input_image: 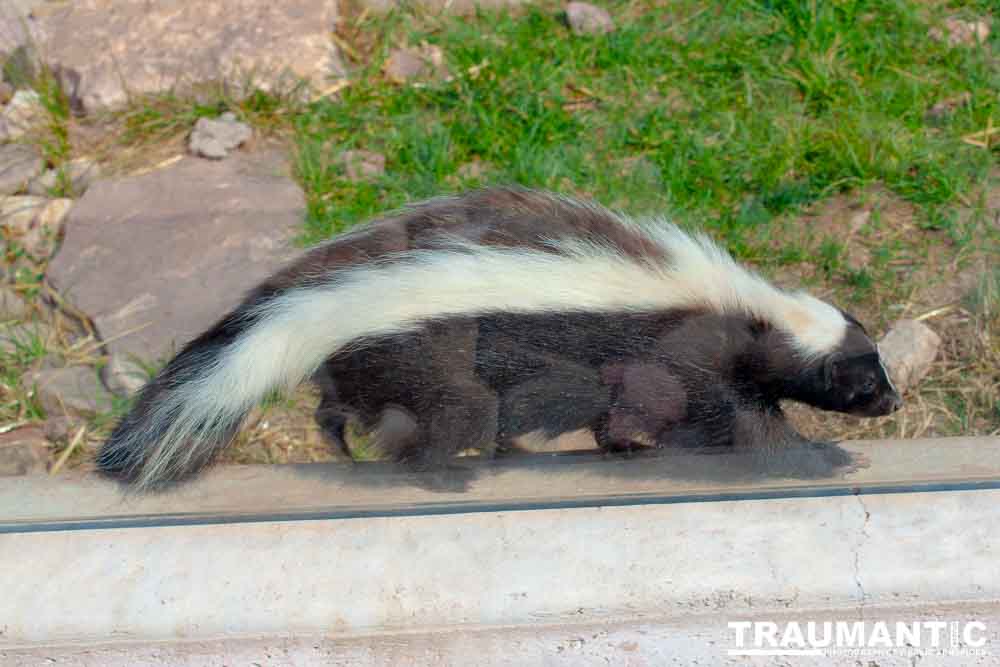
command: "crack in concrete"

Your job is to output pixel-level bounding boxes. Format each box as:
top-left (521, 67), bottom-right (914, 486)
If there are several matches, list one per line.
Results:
top-left (853, 492), bottom-right (872, 620)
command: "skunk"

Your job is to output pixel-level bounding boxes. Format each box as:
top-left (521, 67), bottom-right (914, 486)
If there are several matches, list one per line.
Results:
top-left (97, 187), bottom-right (902, 491)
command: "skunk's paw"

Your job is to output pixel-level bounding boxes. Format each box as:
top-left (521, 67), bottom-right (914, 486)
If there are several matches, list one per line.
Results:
top-left (754, 440), bottom-right (867, 480)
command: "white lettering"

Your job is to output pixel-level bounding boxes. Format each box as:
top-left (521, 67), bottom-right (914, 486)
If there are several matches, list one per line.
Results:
top-left (807, 621), bottom-right (833, 647)
top-left (868, 621), bottom-right (892, 648)
top-left (964, 621), bottom-right (987, 648)
top-left (895, 621), bottom-right (920, 647)
top-left (836, 622), bottom-right (865, 647)
top-left (925, 621), bottom-right (947, 647)
top-left (755, 621), bottom-right (779, 648)
top-left (728, 621), bottom-right (752, 646)
top-left (780, 621), bottom-right (806, 648)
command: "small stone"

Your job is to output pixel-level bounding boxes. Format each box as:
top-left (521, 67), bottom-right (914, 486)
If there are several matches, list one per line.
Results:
top-left (0, 144), bottom-right (45, 195)
top-left (0, 427), bottom-right (50, 476)
top-left (566, 2), bottom-right (614, 36)
top-left (384, 48), bottom-right (428, 83)
top-left (103, 353), bottom-right (148, 396)
top-left (0, 194), bottom-right (46, 234)
top-left (0, 81), bottom-right (13, 105)
top-left (878, 319), bottom-right (942, 393)
top-left (929, 18), bottom-right (990, 47)
top-left (35, 197), bottom-right (72, 231)
top-left (1, 89), bottom-right (44, 140)
top-left (28, 158), bottom-right (102, 197)
top-left (338, 150), bottom-right (386, 182)
top-left (0, 285), bottom-right (29, 319)
top-left (26, 169), bottom-right (56, 196)
top-left (66, 158), bottom-right (101, 195)
top-left (384, 44), bottom-right (450, 84)
top-left (925, 92), bottom-right (972, 121)
top-left (29, 366), bottom-right (114, 416)
top-left (42, 415), bottom-right (83, 443)
top-left (189, 114), bottom-right (253, 160)
top-left (20, 197), bottom-right (72, 259)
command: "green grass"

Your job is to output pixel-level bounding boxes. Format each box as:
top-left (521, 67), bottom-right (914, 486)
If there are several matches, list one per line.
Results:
top-left (287, 0), bottom-right (997, 253)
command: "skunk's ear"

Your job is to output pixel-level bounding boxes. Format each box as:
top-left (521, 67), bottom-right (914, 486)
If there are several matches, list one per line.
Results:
top-left (823, 353), bottom-right (843, 391)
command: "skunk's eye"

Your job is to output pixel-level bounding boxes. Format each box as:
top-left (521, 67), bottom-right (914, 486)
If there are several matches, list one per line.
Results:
top-left (860, 377), bottom-right (877, 394)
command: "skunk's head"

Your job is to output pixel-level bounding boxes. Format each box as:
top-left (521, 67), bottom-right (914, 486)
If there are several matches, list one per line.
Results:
top-left (816, 315), bottom-right (902, 418)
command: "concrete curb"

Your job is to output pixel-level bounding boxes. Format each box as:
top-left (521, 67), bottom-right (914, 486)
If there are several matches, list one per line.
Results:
top-left (2, 437), bottom-right (998, 663)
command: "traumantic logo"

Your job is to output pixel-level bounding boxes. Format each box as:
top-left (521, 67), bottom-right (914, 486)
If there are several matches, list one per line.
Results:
top-left (726, 620), bottom-right (991, 658)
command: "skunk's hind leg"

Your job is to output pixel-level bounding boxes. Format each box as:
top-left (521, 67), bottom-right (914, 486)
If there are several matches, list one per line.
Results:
top-left (382, 379), bottom-right (499, 492)
top-left (312, 363), bottom-right (358, 459)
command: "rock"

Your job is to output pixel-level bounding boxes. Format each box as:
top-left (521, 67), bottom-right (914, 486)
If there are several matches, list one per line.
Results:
top-left (29, 366), bottom-right (113, 416)
top-left (0, 285), bottom-right (29, 319)
top-left (28, 158), bottom-right (101, 197)
top-left (338, 149), bottom-right (386, 182)
top-left (23, 197), bottom-right (71, 257)
top-left (0, 1), bottom-right (44, 55)
top-left (384, 49), bottom-right (427, 83)
top-left (925, 92), bottom-right (972, 121)
top-left (46, 149), bottom-right (303, 367)
top-left (0, 427), bottom-right (49, 476)
top-left (1, 196), bottom-right (71, 259)
top-left (0, 81), bottom-right (13, 105)
top-left (0, 143), bottom-right (45, 195)
top-left (189, 113), bottom-right (253, 160)
top-left (878, 319), bottom-right (942, 393)
top-left (42, 415), bottom-right (83, 443)
top-left (566, 2), bottom-right (614, 36)
top-left (65, 158), bottom-right (101, 195)
top-left (384, 44), bottom-right (450, 84)
top-left (25, 169), bottom-right (55, 196)
top-left (0, 194), bottom-right (46, 238)
top-left (0, 320), bottom-right (52, 354)
top-left (929, 18), bottom-right (990, 47)
top-left (103, 353), bottom-right (148, 396)
top-left (30, 0), bottom-right (345, 113)
top-left (0, 89), bottom-right (43, 140)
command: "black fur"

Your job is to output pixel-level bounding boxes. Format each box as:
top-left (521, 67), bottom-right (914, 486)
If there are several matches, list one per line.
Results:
top-left (313, 309), bottom-right (900, 480)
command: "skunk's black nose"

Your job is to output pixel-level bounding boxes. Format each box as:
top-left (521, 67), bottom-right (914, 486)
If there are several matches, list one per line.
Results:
top-left (886, 392), bottom-right (903, 414)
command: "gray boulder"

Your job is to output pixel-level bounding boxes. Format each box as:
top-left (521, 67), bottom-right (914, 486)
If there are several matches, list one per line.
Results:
top-left (30, 0), bottom-right (345, 112)
top-left (0, 144), bottom-right (45, 196)
top-left (47, 149), bottom-right (304, 368)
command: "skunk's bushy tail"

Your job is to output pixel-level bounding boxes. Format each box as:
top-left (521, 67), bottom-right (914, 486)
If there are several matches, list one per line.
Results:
top-left (96, 287), bottom-right (288, 491)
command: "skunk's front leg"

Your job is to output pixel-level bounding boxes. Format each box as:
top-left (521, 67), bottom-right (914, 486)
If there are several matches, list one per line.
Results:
top-left (733, 407), bottom-right (868, 479)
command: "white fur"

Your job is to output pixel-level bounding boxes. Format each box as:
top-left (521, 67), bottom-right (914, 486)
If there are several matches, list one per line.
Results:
top-left (123, 213), bottom-right (848, 488)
